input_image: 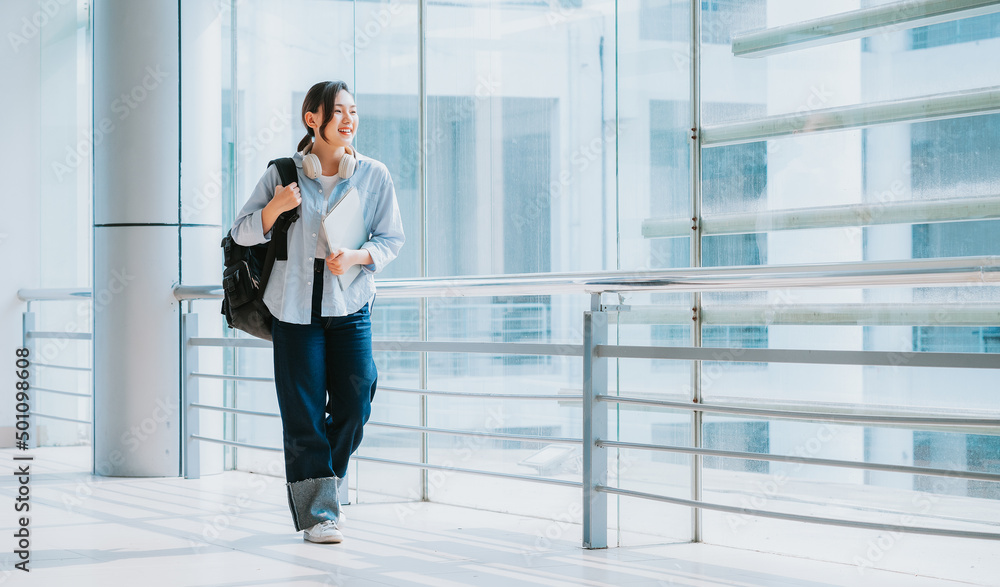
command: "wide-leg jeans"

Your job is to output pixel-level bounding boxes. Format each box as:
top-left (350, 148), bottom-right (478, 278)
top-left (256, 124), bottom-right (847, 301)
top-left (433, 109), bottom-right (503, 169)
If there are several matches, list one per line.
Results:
top-left (270, 260), bottom-right (377, 531)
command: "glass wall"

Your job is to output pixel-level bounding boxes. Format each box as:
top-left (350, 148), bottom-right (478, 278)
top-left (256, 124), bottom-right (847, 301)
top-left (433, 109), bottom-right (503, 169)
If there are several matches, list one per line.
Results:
top-left (35, 0), bottom-right (92, 446)
top-left (210, 0), bottom-right (1000, 573)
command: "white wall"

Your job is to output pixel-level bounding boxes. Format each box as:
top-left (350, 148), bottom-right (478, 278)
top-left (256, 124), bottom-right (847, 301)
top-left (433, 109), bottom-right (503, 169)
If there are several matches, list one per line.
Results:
top-left (0, 0), bottom-right (43, 440)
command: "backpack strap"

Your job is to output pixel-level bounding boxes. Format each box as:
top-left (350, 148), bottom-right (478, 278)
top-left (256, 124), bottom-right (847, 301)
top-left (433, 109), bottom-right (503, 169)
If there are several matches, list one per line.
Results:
top-left (258, 157), bottom-right (301, 299)
top-left (269, 157), bottom-right (299, 191)
top-left (267, 157), bottom-right (300, 260)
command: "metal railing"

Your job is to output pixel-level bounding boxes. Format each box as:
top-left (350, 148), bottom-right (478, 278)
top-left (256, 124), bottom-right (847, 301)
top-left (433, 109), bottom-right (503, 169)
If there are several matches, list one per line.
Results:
top-left (731, 0), bottom-right (1000, 58)
top-left (700, 86), bottom-right (1000, 148)
top-left (175, 256), bottom-right (1000, 548)
top-left (16, 291), bottom-right (95, 445)
top-left (642, 195), bottom-right (1000, 239)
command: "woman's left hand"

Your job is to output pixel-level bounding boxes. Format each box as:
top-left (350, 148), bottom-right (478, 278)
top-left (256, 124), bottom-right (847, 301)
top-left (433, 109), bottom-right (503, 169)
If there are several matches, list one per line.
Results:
top-left (326, 248), bottom-right (358, 275)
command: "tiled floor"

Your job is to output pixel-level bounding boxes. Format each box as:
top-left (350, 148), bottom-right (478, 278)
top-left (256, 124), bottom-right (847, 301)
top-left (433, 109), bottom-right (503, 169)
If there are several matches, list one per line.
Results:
top-left (0, 447), bottom-right (992, 586)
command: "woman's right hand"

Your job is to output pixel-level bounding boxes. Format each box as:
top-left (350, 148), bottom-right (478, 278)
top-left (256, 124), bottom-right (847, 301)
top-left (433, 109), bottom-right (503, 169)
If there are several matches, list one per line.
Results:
top-left (261, 182), bottom-right (301, 234)
top-left (271, 182), bottom-right (301, 214)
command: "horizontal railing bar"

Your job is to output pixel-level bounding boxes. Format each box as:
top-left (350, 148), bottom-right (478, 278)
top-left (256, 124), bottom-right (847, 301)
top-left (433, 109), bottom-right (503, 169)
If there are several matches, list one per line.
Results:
top-left (597, 485), bottom-right (1000, 541)
top-left (172, 256), bottom-right (1000, 300)
top-left (191, 372), bottom-right (274, 384)
top-left (642, 196), bottom-right (1000, 239)
top-left (190, 435), bottom-right (281, 452)
top-left (703, 303), bottom-right (1000, 327)
top-left (597, 440), bottom-right (1000, 483)
top-left (732, 0), bottom-right (1000, 58)
top-left (26, 331), bottom-right (92, 341)
top-left (597, 395), bottom-right (1000, 427)
top-left (17, 288), bottom-right (91, 301)
top-left (32, 362), bottom-right (92, 372)
top-left (33, 387), bottom-right (91, 398)
top-left (371, 340), bottom-right (582, 356)
top-left (597, 345), bottom-right (1000, 370)
top-left (373, 256), bottom-right (1000, 296)
top-left (174, 285), bottom-right (223, 300)
top-left (32, 413), bottom-right (91, 424)
top-left (367, 421), bottom-right (581, 444)
top-left (188, 337), bottom-right (272, 349)
top-left (353, 455), bottom-right (582, 488)
top-left (379, 384), bottom-right (580, 401)
top-left (618, 303), bottom-right (1000, 326)
top-left (190, 403), bottom-right (281, 418)
top-left (701, 87), bottom-right (1000, 147)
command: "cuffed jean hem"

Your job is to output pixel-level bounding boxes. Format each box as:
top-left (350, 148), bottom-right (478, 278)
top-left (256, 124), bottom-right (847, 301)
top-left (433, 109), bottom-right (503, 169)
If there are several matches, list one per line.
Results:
top-left (287, 476), bottom-right (341, 531)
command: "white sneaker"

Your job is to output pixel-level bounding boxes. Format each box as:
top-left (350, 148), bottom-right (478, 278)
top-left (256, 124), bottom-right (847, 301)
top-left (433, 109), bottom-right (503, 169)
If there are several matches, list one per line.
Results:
top-left (303, 520), bottom-right (343, 544)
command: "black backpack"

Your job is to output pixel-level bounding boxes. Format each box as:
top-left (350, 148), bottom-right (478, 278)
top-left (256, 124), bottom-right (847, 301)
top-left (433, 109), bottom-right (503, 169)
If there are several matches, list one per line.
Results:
top-left (221, 157), bottom-right (300, 340)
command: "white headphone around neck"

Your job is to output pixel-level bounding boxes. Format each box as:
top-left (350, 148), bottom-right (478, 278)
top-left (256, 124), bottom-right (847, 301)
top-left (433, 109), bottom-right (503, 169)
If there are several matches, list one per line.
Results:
top-left (300, 142), bottom-right (357, 180)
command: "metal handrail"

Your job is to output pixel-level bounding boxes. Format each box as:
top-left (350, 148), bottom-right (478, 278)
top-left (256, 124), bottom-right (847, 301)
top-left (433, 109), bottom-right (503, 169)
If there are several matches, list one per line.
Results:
top-left (34, 387), bottom-right (92, 399)
top-left (732, 0), bottom-right (1000, 58)
top-left (190, 403), bottom-right (281, 418)
top-left (701, 87), bottom-right (1000, 147)
top-left (367, 421), bottom-right (582, 445)
top-left (33, 362), bottom-right (92, 372)
top-left (17, 288), bottom-right (91, 301)
top-left (598, 396), bottom-right (1000, 427)
top-left (380, 385), bottom-right (580, 401)
top-left (173, 256), bottom-right (1000, 301)
top-left (32, 413), bottom-right (91, 425)
top-left (596, 440), bottom-right (1000, 483)
top-left (598, 345), bottom-right (1000, 370)
top-left (353, 455), bottom-right (582, 488)
top-left (25, 331), bottom-right (92, 341)
top-left (31, 257), bottom-right (1000, 302)
top-left (642, 195), bottom-right (1000, 239)
top-left (597, 486), bottom-right (1000, 541)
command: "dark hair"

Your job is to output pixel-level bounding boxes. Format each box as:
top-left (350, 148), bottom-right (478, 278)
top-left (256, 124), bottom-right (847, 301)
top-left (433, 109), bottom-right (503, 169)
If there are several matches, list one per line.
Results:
top-left (297, 80), bottom-right (354, 152)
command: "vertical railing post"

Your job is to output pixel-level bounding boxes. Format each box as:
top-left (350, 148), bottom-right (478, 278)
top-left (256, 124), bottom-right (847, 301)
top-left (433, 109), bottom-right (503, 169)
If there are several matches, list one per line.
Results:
top-left (689, 0), bottom-right (704, 543)
top-left (583, 294), bottom-right (608, 549)
top-left (22, 309), bottom-right (37, 449)
top-left (182, 313), bottom-right (200, 479)
top-left (417, 0), bottom-right (430, 504)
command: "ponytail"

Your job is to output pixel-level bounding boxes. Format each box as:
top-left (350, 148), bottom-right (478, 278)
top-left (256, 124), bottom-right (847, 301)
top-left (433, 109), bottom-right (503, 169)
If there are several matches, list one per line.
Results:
top-left (297, 133), bottom-right (312, 153)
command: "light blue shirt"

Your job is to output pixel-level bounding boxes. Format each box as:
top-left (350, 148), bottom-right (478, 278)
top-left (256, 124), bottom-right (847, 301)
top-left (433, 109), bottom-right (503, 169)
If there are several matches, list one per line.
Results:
top-left (231, 150), bottom-right (404, 324)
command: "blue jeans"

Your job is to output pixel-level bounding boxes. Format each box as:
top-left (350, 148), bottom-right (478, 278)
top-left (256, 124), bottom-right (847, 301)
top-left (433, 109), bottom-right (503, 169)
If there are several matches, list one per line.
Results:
top-left (270, 260), bottom-right (377, 530)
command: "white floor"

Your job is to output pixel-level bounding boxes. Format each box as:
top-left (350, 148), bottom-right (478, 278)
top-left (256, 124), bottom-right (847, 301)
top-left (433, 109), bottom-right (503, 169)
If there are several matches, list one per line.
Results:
top-left (0, 447), bottom-right (991, 587)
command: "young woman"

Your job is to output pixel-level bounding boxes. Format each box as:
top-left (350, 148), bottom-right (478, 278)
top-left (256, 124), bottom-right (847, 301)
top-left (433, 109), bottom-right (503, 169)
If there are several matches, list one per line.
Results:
top-left (230, 80), bottom-right (404, 543)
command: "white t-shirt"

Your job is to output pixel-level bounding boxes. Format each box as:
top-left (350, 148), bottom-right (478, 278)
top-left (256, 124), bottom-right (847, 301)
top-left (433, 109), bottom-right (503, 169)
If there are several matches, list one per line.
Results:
top-left (314, 174), bottom-right (342, 258)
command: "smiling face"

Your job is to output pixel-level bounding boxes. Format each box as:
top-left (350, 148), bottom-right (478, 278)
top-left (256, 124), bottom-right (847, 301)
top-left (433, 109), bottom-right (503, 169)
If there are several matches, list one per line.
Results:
top-left (308, 89), bottom-right (358, 149)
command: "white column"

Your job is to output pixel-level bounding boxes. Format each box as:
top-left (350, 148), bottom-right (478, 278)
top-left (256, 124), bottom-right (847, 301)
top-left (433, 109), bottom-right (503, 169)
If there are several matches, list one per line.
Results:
top-left (93, 0), bottom-right (180, 477)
